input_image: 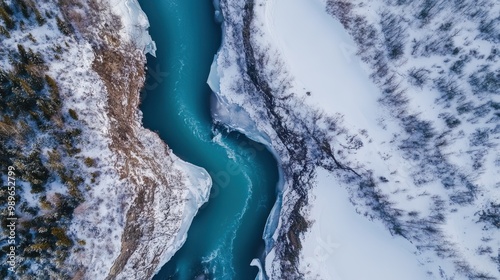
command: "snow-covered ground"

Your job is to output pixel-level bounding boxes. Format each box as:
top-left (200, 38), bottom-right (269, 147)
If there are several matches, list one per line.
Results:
top-left (301, 168), bottom-right (429, 280)
top-left (267, 0), bottom-right (380, 129)
top-left (265, 1), bottom-right (429, 278)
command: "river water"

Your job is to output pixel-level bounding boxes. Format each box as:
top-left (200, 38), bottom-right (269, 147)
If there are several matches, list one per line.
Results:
top-left (138, 0), bottom-right (279, 279)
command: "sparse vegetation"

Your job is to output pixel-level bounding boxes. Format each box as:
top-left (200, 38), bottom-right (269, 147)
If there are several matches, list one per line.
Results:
top-left (408, 67), bottom-right (430, 87)
top-left (84, 157), bottom-right (95, 167)
top-left (380, 11), bottom-right (406, 60)
top-left (476, 203), bottom-right (500, 229)
top-left (68, 108), bottom-right (78, 120)
top-left (56, 16), bottom-right (71, 36)
top-left (442, 113), bottom-right (461, 128)
top-left (469, 65), bottom-right (500, 95)
top-left (0, 5), bottom-right (14, 29)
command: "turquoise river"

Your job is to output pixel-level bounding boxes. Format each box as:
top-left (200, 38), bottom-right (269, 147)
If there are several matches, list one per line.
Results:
top-left (138, 0), bottom-right (279, 279)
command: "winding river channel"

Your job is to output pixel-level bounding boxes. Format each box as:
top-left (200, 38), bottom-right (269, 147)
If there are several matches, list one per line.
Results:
top-left (138, 0), bottom-right (279, 279)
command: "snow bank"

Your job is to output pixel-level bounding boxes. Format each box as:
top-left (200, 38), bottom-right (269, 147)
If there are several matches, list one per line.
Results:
top-left (109, 0), bottom-right (157, 56)
top-left (250, 258), bottom-right (265, 280)
top-left (208, 56), bottom-right (273, 146)
top-left (154, 157), bottom-right (212, 274)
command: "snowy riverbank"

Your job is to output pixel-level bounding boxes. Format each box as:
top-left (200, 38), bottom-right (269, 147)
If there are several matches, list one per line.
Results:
top-left (84, 1), bottom-right (213, 278)
top-left (214, 0), bottom-right (500, 278)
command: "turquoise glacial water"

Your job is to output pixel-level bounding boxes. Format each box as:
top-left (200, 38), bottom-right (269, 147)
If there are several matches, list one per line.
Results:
top-left (138, 0), bottom-right (279, 279)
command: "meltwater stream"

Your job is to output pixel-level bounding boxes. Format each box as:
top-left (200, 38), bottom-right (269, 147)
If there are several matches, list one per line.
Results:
top-left (138, 0), bottom-right (278, 279)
